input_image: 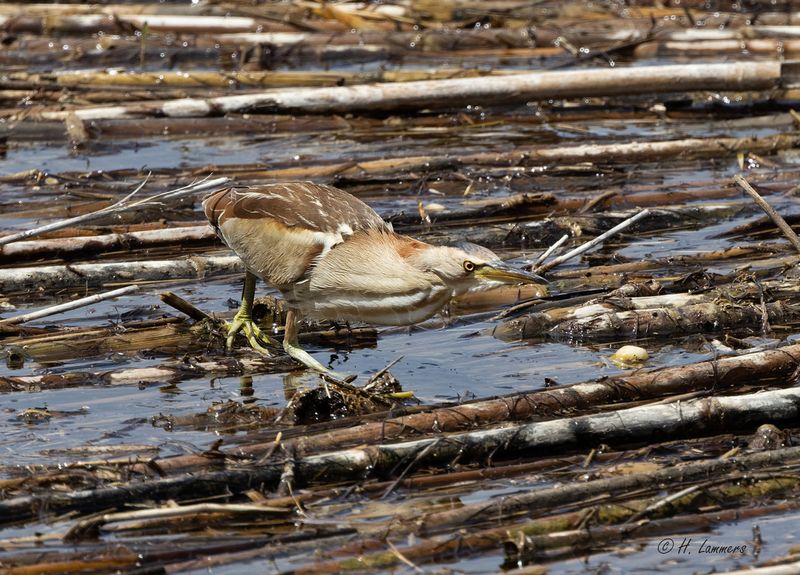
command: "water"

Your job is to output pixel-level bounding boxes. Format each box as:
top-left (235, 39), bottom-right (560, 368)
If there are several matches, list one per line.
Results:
top-left (1, 89), bottom-right (797, 573)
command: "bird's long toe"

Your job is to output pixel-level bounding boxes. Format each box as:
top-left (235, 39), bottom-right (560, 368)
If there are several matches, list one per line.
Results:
top-left (226, 313), bottom-right (278, 354)
top-left (283, 338), bottom-right (353, 381)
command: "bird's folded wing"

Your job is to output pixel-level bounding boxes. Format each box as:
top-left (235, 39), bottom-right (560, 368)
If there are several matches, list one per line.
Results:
top-left (202, 182), bottom-right (390, 286)
top-left (202, 182), bottom-right (388, 235)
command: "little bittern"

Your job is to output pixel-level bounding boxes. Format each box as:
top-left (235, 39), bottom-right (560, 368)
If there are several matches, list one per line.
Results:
top-left (203, 182), bottom-right (546, 374)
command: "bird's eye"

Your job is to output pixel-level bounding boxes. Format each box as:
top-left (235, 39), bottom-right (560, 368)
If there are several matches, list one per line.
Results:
top-left (463, 260), bottom-right (476, 272)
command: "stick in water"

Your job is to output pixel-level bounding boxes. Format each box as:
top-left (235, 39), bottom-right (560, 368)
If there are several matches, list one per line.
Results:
top-left (534, 209), bottom-right (651, 274)
top-left (531, 233), bottom-right (569, 268)
top-left (734, 174), bottom-right (800, 255)
top-left (0, 285), bottom-right (139, 325)
top-left (0, 175), bottom-right (230, 247)
top-left (159, 291), bottom-right (211, 322)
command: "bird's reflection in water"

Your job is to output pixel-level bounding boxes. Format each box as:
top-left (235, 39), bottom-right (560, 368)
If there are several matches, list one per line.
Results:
top-left (238, 374), bottom-right (255, 404)
top-left (282, 370), bottom-right (313, 401)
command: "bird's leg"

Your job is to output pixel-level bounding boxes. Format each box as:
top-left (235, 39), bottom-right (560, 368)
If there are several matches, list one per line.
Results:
top-left (283, 310), bottom-right (340, 375)
top-left (227, 271), bottom-right (279, 353)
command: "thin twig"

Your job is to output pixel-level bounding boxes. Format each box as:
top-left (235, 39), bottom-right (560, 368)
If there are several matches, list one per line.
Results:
top-left (277, 446), bottom-right (296, 498)
top-left (624, 484), bottom-right (701, 523)
top-left (734, 174), bottom-right (800, 254)
top-left (756, 280), bottom-right (771, 335)
top-left (0, 285), bottom-right (139, 325)
top-left (534, 209), bottom-right (651, 274)
top-left (381, 439), bottom-right (443, 499)
top-left (0, 175), bottom-right (230, 247)
top-left (365, 355), bottom-right (404, 389)
top-left (64, 502), bottom-right (285, 541)
top-left (578, 189), bottom-right (619, 214)
top-left (386, 541), bottom-right (424, 573)
top-left (531, 234), bottom-right (569, 268)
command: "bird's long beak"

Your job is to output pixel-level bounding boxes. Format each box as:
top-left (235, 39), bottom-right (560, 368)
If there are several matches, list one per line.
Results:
top-left (477, 262), bottom-right (548, 285)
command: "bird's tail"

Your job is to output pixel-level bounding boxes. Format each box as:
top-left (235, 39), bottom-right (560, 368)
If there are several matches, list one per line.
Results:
top-left (201, 187), bottom-right (234, 235)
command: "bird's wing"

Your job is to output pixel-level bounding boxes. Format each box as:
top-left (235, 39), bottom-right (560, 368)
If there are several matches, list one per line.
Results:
top-left (202, 182), bottom-right (390, 286)
top-left (203, 182), bottom-right (388, 235)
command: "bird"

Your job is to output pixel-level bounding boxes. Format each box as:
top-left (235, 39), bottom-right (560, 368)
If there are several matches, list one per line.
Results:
top-left (203, 182), bottom-right (547, 375)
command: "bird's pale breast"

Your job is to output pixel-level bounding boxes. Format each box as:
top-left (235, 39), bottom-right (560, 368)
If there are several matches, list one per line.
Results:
top-left (288, 230), bottom-right (452, 325)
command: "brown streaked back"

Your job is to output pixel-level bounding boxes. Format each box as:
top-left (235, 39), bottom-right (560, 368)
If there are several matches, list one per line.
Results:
top-left (202, 182), bottom-right (389, 236)
top-left (202, 182), bottom-right (391, 287)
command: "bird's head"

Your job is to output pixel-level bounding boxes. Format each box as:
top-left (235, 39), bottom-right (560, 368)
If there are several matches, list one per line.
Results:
top-left (417, 242), bottom-right (548, 295)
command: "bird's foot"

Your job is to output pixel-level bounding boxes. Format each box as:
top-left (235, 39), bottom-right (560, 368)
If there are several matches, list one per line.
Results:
top-left (226, 310), bottom-right (279, 354)
top-left (282, 339), bottom-right (354, 382)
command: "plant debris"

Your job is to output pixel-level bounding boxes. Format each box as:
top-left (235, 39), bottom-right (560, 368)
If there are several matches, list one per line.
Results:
top-left (5, 1), bottom-right (800, 574)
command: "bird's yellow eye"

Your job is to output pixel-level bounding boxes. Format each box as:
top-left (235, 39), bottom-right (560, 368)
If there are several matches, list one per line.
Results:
top-left (463, 260), bottom-right (476, 272)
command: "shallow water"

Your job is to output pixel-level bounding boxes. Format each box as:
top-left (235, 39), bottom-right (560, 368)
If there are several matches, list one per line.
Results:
top-left (1, 84), bottom-right (798, 572)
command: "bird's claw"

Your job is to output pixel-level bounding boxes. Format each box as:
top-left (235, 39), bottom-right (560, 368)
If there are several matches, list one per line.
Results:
top-left (319, 370), bottom-right (358, 385)
top-left (225, 311), bottom-right (279, 354)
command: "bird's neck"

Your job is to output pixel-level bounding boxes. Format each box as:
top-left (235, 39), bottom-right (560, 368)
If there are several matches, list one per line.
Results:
top-left (404, 241), bottom-right (471, 295)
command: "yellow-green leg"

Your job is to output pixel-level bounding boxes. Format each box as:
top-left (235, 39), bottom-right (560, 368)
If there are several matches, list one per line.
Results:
top-left (227, 271), bottom-right (279, 353)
